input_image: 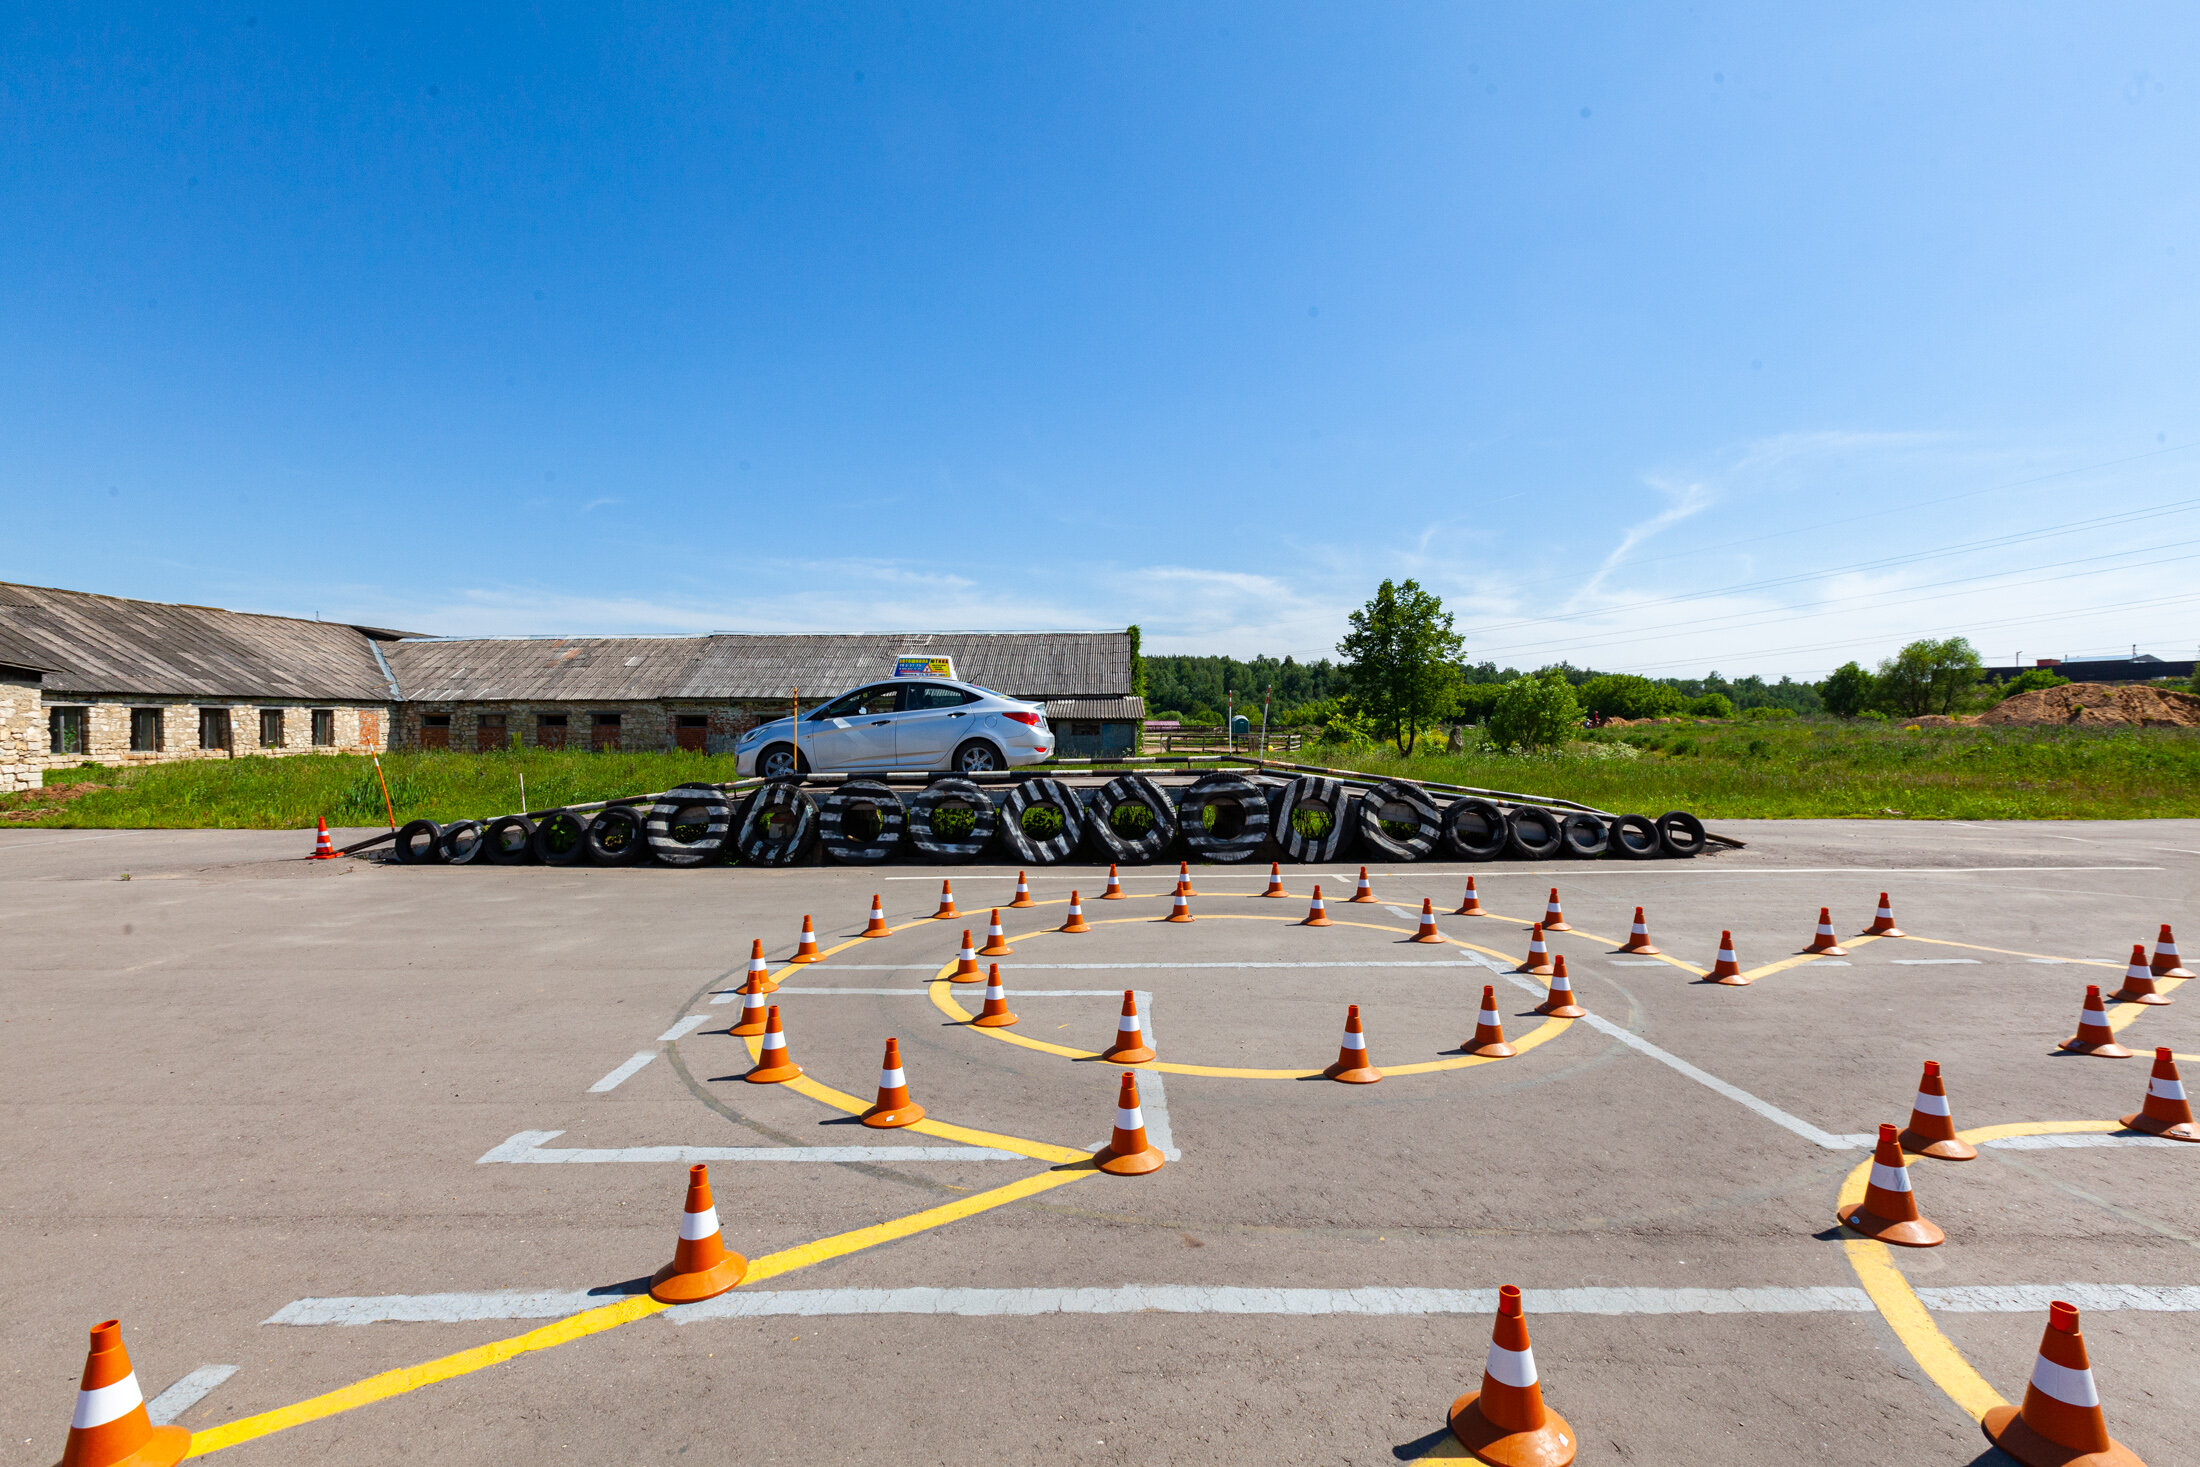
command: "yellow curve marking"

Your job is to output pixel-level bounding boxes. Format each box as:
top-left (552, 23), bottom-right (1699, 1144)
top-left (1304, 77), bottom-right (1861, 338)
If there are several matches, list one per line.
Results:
top-left (1475, 908), bottom-right (1704, 976)
top-left (1738, 934), bottom-right (1885, 981)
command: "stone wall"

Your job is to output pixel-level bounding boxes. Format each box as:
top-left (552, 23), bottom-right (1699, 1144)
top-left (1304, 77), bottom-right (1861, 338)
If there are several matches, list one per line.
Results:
top-left (392, 700), bottom-right (770, 753)
top-left (29, 694), bottom-right (391, 773)
top-left (0, 673), bottom-right (40, 793)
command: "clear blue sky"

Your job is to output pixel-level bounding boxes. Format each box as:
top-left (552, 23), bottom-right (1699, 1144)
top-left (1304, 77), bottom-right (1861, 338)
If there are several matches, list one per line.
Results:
top-left (5, 4), bottom-right (2196, 677)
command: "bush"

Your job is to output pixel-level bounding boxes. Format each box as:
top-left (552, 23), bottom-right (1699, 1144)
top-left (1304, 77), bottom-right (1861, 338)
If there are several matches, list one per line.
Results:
top-left (1686, 692), bottom-right (1735, 719)
top-left (1859, 708), bottom-right (1890, 721)
top-left (1576, 673), bottom-right (1686, 721)
top-left (1740, 705), bottom-right (1796, 722)
top-left (1998, 668), bottom-right (2072, 700)
top-left (1821, 661), bottom-right (1875, 718)
top-left (1487, 669), bottom-right (1581, 752)
top-left (1453, 683), bottom-right (1507, 723)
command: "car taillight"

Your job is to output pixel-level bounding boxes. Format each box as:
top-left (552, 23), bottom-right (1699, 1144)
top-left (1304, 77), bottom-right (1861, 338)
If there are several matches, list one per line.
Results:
top-left (1004, 710), bottom-right (1041, 726)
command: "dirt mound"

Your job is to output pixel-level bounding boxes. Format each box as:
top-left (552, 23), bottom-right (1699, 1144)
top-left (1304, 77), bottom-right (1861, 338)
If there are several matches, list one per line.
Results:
top-left (1978, 682), bottom-right (2200, 729)
top-left (0, 781), bottom-right (103, 822)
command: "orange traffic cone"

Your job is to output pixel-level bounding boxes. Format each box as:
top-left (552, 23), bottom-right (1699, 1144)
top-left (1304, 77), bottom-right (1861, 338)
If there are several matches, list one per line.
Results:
top-left (744, 937), bottom-right (778, 994)
top-left (1447, 1285), bottom-right (1577, 1466)
top-left (861, 895), bottom-right (891, 938)
top-left (1540, 888), bottom-right (1569, 931)
top-left (1618, 906), bottom-right (1658, 954)
top-left (790, 915), bottom-right (823, 963)
top-left (1008, 871), bottom-right (1035, 908)
top-left (2121, 1048), bottom-right (2196, 1141)
top-left (310, 815), bottom-right (337, 860)
top-left (1899, 1060), bottom-right (1977, 1160)
top-left (1704, 931), bottom-right (1747, 985)
top-left (1262, 862), bottom-right (1287, 897)
top-left (973, 964), bottom-right (1019, 1028)
top-left (52, 1319), bottom-right (189, 1467)
top-left (951, 930), bottom-right (982, 980)
top-left (1453, 877), bottom-right (1485, 916)
top-left (861, 1038), bottom-right (925, 1128)
top-left (1465, 985), bottom-right (1515, 1058)
top-left (728, 969), bottom-right (770, 1037)
top-left (1350, 866), bottom-right (1377, 903)
top-left (1411, 898), bottom-right (1444, 943)
top-left (1103, 990), bottom-right (1155, 1063)
top-left (2060, 985), bottom-right (2132, 1058)
top-left (1863, 891), bottom-right (1904, 936)
top-left (1804, 907), bottom-right (1848, 956)
top-left (2148, 923), bottom-right (2192, 978)
top-left (1302, 884), bottom-right (1334, 927)
top-left (1981, 1300), bottom-right (2145, 1467)
top-left (1515, 923), bottom-right (1552, 976)
top-left (1165, 890), bottom-right (1194, 923)
top-left (744, 1006), bottom-right (803, 1083)
top-left (2110, 944), bottom-right (2169, 1005)
top-left (1095, 1071), bottom-right (1164, 1175)
top-left (649, 1164), bottom-right (747, 1302)
top-left (1323, 1004), bottom-right (1382, 1083)
top-left (978, 909), bottom-right (1014, 957)
top-left (932, 880), bottom-right (959, 919)
top-left (1101, 864), bottom-right (1127, 899)
top-left (1838, 1123), bottom-right (1945, 1247)
top-left (1537, 955), bottom-right (1585, 1018)
top-left (1059, 892), bottom-right (1091, 933)
top-left (1176, 860), bottom-right (1197, 896)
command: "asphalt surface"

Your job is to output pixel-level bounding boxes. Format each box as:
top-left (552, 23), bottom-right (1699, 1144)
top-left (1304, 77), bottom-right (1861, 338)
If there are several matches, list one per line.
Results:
top-left (4, 820), bottom-right (2196, 1464)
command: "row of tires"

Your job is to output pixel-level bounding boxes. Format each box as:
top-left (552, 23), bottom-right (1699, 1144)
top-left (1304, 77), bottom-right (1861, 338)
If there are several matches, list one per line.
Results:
top-left (392, 773), bottom-right (1708, 868)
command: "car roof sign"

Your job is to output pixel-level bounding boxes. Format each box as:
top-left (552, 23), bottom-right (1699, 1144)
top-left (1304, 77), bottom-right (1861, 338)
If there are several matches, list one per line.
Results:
top-left (894, 654), bottom-right (955, 679)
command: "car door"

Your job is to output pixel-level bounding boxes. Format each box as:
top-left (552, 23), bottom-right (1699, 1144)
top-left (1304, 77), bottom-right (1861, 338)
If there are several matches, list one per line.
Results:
top-left (801, 686), bottom-right (900, 770)
top-left (893, 683), bottom-right (977, 767)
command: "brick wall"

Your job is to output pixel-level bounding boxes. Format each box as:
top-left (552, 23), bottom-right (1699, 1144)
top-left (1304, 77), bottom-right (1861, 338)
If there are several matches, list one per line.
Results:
top-left (29, 694), bottom-right (391, 774)
top-left (0, 673), bottom-right (39, 793)
top-left (393, 701), bottom-right (769, 753)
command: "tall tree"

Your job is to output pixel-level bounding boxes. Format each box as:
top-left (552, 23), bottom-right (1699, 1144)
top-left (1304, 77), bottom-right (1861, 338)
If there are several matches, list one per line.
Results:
top-left (1337, 578), bottom-right (1464, 755)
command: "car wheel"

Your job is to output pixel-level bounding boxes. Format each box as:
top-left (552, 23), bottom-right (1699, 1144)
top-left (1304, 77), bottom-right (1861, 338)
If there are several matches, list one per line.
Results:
top-left (953, 739), bottom-right (1001, 774)
top-left (758, 743), bottom-right (806, 780)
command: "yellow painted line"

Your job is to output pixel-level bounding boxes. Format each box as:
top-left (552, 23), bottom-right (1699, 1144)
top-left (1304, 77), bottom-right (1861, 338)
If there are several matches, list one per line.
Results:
top-left (2107, 975), bottom-right (2188, 1033)
top-left (1739, 934), bottom-right (1885, 981)
top-left (1477, 908), bottom-right (1704, 976)
top-left (739, 1164), bottom-right (1095, 1282)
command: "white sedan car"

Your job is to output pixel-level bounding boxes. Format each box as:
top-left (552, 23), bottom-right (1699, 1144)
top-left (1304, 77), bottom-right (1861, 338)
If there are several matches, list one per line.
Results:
top-left (735, 678), bottom-right (1053, 778)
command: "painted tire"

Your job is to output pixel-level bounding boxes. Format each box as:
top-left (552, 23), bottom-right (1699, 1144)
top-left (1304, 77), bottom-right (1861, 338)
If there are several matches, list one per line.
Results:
top-left (1505, 805), bottom-right (1565, 860)
top-left (1272, 776), bottom-right (1349, 864)
top-left (735, 781), bottom-right (821, 867)
top-left (909, 777), bottom-right (1000, 860)
top-left (439, 819), bottom-right (486, 865)
top-left (820, 779), bottom-right (907, 863)
top-left (1559, 811), bottom-right (1610, 858)
top-left (483, 814), bottom-right (537, 865)
top-left (394, 818), bottom-right (445, 864)
top-left (1354, 778), bottom-right (1442, 862)
top-left (647, 784), bottom-right (736, 867)
top-left (586, 805), bottom-right (651, 865)
top-left (1656, 810), bottom-right (1706, 858)
top-left (1440, 798), bottom-right (1509, 862)
top-left (1610, 813), bottom-right (1661, 860)
top-left (1179, 772), bottom-right (1274, 863)
top-left (998, 777), bottom-right (1086, 865)
top-left (1087, 774), bottom-right (1178, 864)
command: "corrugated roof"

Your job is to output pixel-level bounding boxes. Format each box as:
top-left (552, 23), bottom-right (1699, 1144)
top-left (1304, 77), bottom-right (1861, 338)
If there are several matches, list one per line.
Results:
top-left (386, 637), bottom-right (718, 702)
top-left (1042, 696), bottom-right (1147, 721)
top-left (0, 582), bottom-right (401, 700)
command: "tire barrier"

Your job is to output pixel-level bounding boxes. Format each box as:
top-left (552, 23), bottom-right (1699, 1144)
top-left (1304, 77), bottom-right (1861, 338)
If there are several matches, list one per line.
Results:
top-left (1656, 809), bottom-right (1707, 858)
top-left (646, 785), bottom-right (736, 868)
top-left (532, 809), bottom-right (591, 866)
top-left (394, 818), bottom-right (445, 865)
top-left (1178, 772), bottom-right (1274, 863)
top-left (586, 805), bottom-right (650, 866)
top-left (483, 814), bottom-right (537, 865)
top-left (1609, 813), bottom-right (1661, 860)
top-left (735, 781), bottom-right (821, 866)
top-left (1505, 804), bottom-right (1566, 861)
top-left (1558, 811), bottom-right (1610, 859)
top-left (1272, 776), bottom-right (1350, 864)
top-left (1440, 798), bottom-right (1509, 862)
top-left (998, 777), bottom-right (1086, 865)
top-left (1354, 778), bottom-right (1442, 863)
top-left (908, 777), bottom-right (1000, 860)
top-left (1087, 774), bottom-right (1178, 864)
top-left (819, 779), bottom-right (907, 863)
top-left (439, 819), bottom-right (486, 865)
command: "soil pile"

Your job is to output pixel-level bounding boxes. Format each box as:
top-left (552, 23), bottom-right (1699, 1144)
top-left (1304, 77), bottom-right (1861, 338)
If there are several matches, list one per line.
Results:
top-left (1978, 682), bottom-right (2200, 729)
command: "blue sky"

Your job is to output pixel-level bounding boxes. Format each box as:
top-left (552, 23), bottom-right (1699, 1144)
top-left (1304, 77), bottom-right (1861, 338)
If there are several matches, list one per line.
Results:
top-left (4, 4), bottom-right (2196, 676)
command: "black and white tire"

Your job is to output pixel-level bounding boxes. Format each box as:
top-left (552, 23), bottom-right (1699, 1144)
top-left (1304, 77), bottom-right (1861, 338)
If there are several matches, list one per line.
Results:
top-left (998, 777), bottom-right (1085, 865)
top-left (1179, 773), bottom-right (1273, 863)
top-left (586, 806), bottom-right (651, 865)
top-left (646, 785), bottom-right (736, 867)
top-left (1559, 811), bottom-right (1610, 858)
top-left (909, 777), bottom-right (999, 860)
top-left (394, 818), bottom-right (445, 865)
top-left (1610, 813), bottom-right (1661, 860)
top-left (734, 782), bottom-right (820, 866)
top-left (820, 780), bottom-right (906, 863)
top-left (1086, 774), bottom-right (1178, 864)
top-left (483, 814), bottom-right (537, 864)
top-left (439, 819), bottom-right (486, 865)
top-left (1440, 798), bottom-right (1509, 862)
top-left (1656, 810), bottom-right (1707, 858)
top-left (532, 809), bottom-right (591, 866)
top-left (1272, 776), bottom-right (1350, 864)
top-left (1354, 779), bottom-right (1442, 862)
top-left (1505, 805), bottom-right (1565, 860)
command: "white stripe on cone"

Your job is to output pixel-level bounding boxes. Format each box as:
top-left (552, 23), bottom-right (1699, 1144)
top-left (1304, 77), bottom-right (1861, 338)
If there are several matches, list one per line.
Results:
top-left (72, 1375), bottom-right (144, 1429)
top-left (1340, 1031), bottom-right (1366, 1050)
top-left (1483, 1341), bottom-right (1538, 1389)
top-left (761, 1032), bottom-right (786, 1052)
top-left (1718, 946), bottom-right (1737, 961)
top-left (1869, 1162), bottom-right (1913, 1193)
top-left (2029, 1355), bottom-right (2101, 1408)
top-left (2152, 1077), bottom-right (2188, 1100)
top-left (1116, 1106), bottom-right (1144, 1129)
top-left (741, 992), bottom-right (765, 1013)
top-left (679, 1206), bottom-right (721, 1241)
top-left (1911, 1091), bottom-right (1951, 1117)
top-left (1118, 1015), bottom-right (1141, 1033)
top-left (1478, 1007), bottom-right (1500, 1025)
top-left (984, 983), bottom-right (1005, 1000)
top-left (1068, 902), bottom-right (1083, 914)
top-left (879, 1068), bottom-right (906, 1088)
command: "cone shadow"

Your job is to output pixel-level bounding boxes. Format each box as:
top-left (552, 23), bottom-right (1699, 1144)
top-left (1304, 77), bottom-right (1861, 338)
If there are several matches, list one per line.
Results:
top-left (1391, 1426), bottom-right (1455, 1460)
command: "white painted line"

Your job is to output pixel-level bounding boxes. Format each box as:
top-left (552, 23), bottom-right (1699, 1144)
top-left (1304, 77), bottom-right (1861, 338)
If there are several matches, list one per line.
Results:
top-left (2027, 958), bottom-right (2081, 965)
top-left (736, 962), bottom-right (1482, 972)
top-left (1982, 1134), bottom-right (2197, 1151)
top-left (1608, 960), bottom-right (1670, 967)
top-left (146, 1365), bottom-right (237, 1424)
top-left (879, 864), bottom-right (2165, 879)
top-left (269, 1292), bottom-right (610, 1325)
top-left (658, 1015), bottom-right (712, 1041)
top-left (1891, 959), bottom-right (1982, 966)
top-left (1916, 1285), bottom-right (2200, 1312)
top-left (476, 1130), bottom-right (1019, 1164)
top-left (0, 832), bottom-right (125, 855)
top-left (587, 1052), bottom-right (657, 1093)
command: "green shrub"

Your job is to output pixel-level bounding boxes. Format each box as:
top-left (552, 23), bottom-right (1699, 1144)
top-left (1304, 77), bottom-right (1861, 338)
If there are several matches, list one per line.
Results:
top-left (1740, 705), bottom-right (1795, 722)
top-left (1687, 692), bottom-right (1735, 719)
top-left (1487, 669), bottom-right (1580, 752)
top-left (1998, 668), bottom-right (2072, 700)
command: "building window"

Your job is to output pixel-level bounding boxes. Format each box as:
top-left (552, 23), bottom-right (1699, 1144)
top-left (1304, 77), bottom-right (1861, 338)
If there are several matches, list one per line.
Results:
top-left (421, 713), bottom-right (452, 750)
top-left (476, 712), bottom-right (508, 752)
top-left (49, 706), bottom-right (88, 755)
top-left (259, 708), bottom-right (286, 748)
top-left (675, 714), bottom-right (707, 751)
top-left (536, 713), bottom-right (568, 749)
top-left (311, 709), bottom-right (335, 746)
top-left (590, 712), bottom-right (622, 752)
top-left (131, 708), bottom-right (164, 752)
top-left (199, 708), bottom-right (232, 751)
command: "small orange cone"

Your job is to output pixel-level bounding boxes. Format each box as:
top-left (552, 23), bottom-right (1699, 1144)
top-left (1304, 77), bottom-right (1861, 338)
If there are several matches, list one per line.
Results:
top-left (744, 1005), bottom-right (803, 1083)
top-left (1465, 985), bottom-right (1515, 1058)
top-left (1323, 1003), bottom-right (1382, 1083)
top-left (52, 1319), bottom-right (190, 1467)
top-left (1350, 866), bottom-right (1377, 903)
top-left (1453, 877), bottom-right (1485, 916)
top-left (1540, 887), bottom-right (1569, 931)
top-left (1302, 884), bottom-right (1333, 927)
top-left (1411, 898), bottom-right (1444, 943)
top-left (1059, 892), bottom-right (1091, 933)
top-left (1898, 1060), bottom-right (1977, 1160)
top-left (2060, 985), bottom-right (2132, 1057)
top-left (1262, 862), bottom-right (1287, 897)
top-left (1618, 906), bottom-right (1658, 954)
top-left (1101, 864), bottom-right (1127, 899)
top-left (1703, 931), bottom-right (1748, 985)
top-left (728, 968), bottom-right (771, 1037)
top-left (1095, 1071), bottom-right (1164, 1175)
top-left (1804, 907), bottom-right (1848, 956)
top-left (860, 1037), bottom-right (925, 1128)
top-left (310, 815), bottom-right (337, 860)
top-left (649, 1164), bottom-right (747, 1302)
top-left (1103, 990), bottom-right (1155, 1063)
top-left (978, 909), bottom-right (1014, 957)
top-left (1007, 871), bottom-right (1035, 908)
top-left (951, 930), bottom-right (982, 980)
top-left (2148, 922), bottom-right (2192, 978)
top-left (744, 937), bottom-right (778, 994)
top-left (1536, 955), bottom-right (1585, 1018)
top-left (789, 914), bottom-right (823, 963)
top-left (932, 880), bottom-right (959, 919)
top-left (2109, 943), bottom-right (2169, 1005)
top-left (1838, 1123), bottom-right (1945, 1247)
top-left (1447, 1285), bottom-right (1577, 1466)
top-left (1165, 890), bottom-right (1194, 923)
top-left (1981, 1300), bottom-right (2145, 1467)
top-left (1863, 891), bottom-right (1904, 936)
top-left (1514, 923), bottom-right (1552, 976)
top-left (2121, 1047), bottom-right (2197, 1141)
top-left (1176, 859), bottom-right (1197, 896)
top-left (861, 895), bottom-right (890, 938)
top-left (973, 964), bottom-right (1019, 1028)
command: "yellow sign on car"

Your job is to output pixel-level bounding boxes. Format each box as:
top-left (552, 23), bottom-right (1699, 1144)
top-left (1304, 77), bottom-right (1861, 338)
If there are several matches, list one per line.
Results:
top-left (894, 655), bottom-right (956, 679)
